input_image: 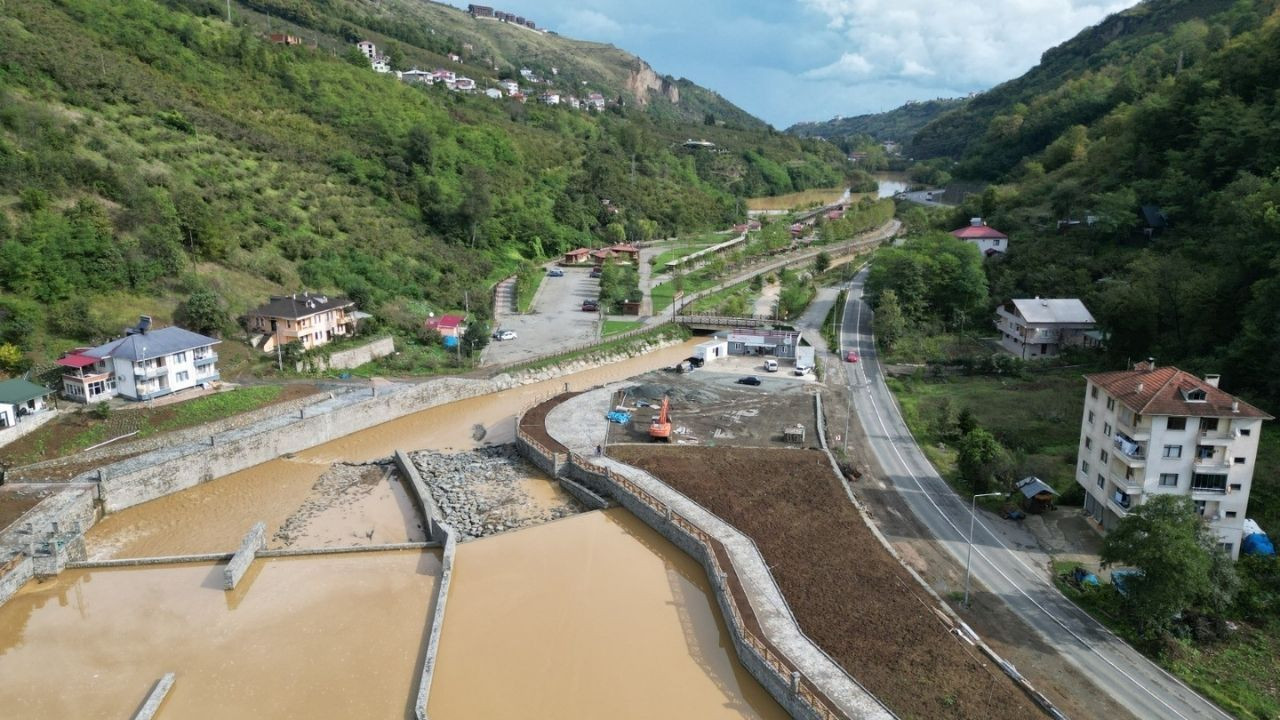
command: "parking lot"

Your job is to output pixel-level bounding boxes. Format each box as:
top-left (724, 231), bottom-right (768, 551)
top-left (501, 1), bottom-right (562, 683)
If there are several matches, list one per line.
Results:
top-left (482, 266), bottom-right (603, 366)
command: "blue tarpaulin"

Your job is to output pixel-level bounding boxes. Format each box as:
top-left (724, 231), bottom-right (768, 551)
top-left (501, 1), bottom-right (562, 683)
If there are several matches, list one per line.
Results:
top-left (443, 335), bottom-right (459, 348)
top-left (606, 410), bottom-right (632, 424)
top-left (1243, 533), bottom-right (1276, 557)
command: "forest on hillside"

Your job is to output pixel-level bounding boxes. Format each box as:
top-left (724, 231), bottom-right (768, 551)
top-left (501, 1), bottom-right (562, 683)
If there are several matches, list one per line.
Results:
top-left (0, 0), bottom-right (849, 361)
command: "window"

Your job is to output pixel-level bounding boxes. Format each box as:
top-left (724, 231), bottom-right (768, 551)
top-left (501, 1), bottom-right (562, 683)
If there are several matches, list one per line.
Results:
top-left (176, 371), bottom-right (189, 382)
top-left (1196, 445), bottom-right (1214, 460)
top-left (1240, 428), bottom-right (1252, 437)
top-left (1201, 418), bottom-right (1219, 433)
top-left (1091, 386), bottom-right (1098, 399)
top-left (1163, 445), bottom-right (1183, 458)
top-left (1166, 417), bottom-right (1186, 431)
top-left (1081, 460), bottom-right (1090, 475)
top-left (174, 352), bottom-right (187, 363)
top-left (1084, 437), bottom-right (1093, 450)
top-left (1087, 410), bottom-right (1095, 425)
top-left (1100, 450), bottom-right (1109, 464)
top-left (1103, 422), bottom-right (1112, 436)
top-left (1159, 473), bottom-right (1178, 487)
top-left (1226, 511), bottom-right (1238, 518)
top-left (1220, 543), bottom-right (1233, 555)
top-left (1235, 457), bottom-right (1247, 465)
top-left (1194, 500), bottom-right (1207, 515)
top-left (1191, 474), bottom-right (1228, 493)
top-left (1106, 397), bottom-right (1116, 411)
top-left (1097, 474), bottom-right (1105, 489)
top-left (1185, 388), bottom-right (1206, 402)
top-left (1230, 483), bottom-right (1242, 492)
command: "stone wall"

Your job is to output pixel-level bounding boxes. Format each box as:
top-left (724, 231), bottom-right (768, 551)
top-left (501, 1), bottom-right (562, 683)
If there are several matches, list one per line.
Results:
top-left (223, 522), bottom-right (266, 590)
top-left (297, 336), bottom-right (396, 373)
top-left (0, 553), bottom-right (32, 607)
top-left (557, 477), bottom-right (608, 510)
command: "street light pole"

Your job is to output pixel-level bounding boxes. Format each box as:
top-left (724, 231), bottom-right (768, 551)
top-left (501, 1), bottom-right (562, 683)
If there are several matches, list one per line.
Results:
top-left (964, 491), bottom-right (1004, 607)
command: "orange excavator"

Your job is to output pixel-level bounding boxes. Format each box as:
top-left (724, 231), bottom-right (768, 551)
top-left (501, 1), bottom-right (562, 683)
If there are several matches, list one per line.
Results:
top-left (649, 395), bottom-right (672, 442)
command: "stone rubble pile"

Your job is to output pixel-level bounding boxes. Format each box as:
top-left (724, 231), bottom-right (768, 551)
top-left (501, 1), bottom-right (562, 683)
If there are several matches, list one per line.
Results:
top-left (410, 445), bottom-right (582, 540)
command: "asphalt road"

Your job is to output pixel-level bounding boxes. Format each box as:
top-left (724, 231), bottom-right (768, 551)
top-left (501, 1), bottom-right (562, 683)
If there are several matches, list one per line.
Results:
top-left (839, 268), bottom-right (1231, 720)
top-left (896, 189), bottom-right (950, 207)
top-left (482, 267), bottom-right (601, 365)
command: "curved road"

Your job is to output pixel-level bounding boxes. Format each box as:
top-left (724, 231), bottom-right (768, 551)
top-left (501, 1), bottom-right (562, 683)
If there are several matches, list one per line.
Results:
top-left (839, 268), bottom-right (1231, 720)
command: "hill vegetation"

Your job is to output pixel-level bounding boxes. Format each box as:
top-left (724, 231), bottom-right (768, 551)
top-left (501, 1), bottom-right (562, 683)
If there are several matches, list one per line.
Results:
top-left (0, 0), bottom-right (849, 365)
top-left (787, 97), bottom-right (966, 148)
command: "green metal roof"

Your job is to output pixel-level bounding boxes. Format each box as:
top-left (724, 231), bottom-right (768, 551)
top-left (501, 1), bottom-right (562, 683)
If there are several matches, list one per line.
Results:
top-left (0, 378), bottom-right (53, 406)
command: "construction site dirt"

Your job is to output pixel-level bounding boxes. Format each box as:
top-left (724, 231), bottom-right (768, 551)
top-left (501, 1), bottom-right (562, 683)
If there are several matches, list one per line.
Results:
top-left (608, 445), bottom-right (1045, 720)
top-left (819, 382), bottom-right (1133, 720)
top-left (605, 369), bottom-right (820, 450)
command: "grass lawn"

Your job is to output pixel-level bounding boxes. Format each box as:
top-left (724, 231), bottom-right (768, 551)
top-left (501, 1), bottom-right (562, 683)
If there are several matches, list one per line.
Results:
top-left (650, 236), bottom-right (725, 269)
top-left (1053, 568), bottom-right (1280, 720)
top-left (602, 319), bottom-right (644, 337)
top-left (684, 282), bottom-right (755, 316)
top-left (0, 385), bottom-right (294, 466)
top-left (515, 267), bottom-right (543, 313)
top-left (887, 370), bottom-right (1085, 497)
top-left (881, 330), bottom-right (993, 365)
top-left (746, 187), bottom-right (844, 212)
top-left (650, 272), bottom-right (720, 314)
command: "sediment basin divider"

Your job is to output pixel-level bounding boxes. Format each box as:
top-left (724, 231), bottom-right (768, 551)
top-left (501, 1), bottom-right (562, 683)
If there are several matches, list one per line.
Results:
top-left (65, 543), bottom-right (439, 571)
top-left (515, 405), bottom-right (891, 720)
top-left (131, 672), bottom-right (175, 720)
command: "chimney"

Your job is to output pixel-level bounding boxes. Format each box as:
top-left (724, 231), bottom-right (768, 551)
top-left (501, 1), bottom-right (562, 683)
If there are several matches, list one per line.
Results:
top-left (1133, 358), bottom-right (1155, 372)
top-left (1137, 382), bottom-right (1144, 394)
top-left (1204, 374), bottom-right (1221, 388)
top-left (1232, 400), bottom-right (1240, 413)
top-left (970, 217), bottom-right (983, 227)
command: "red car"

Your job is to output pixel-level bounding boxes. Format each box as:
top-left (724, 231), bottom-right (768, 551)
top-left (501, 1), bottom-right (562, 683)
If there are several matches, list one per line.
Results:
top-left (845, 350), bottom-right (859, 363)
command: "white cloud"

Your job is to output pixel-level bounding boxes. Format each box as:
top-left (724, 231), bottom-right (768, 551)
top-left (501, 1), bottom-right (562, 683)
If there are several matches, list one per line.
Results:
top-left (798, 0), bottom-right (1131, 90)
top-left (802, 52), bottom-right (874, 80)
top-left (559, 9), bottom-right (624, 39)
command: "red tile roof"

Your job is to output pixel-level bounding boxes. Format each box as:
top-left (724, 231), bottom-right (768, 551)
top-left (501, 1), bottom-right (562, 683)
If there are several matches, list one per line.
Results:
top-left (564, 248), bottom-right (591, 257)
top-left (951, 224), bottom-right (1007, 239)
top-left (425, 314), bottom-right (465, 330)
top-left (609, 244), bottom-right (639, 253)
top-left (56, 354), bottom-right (98, 369)
top-left (1087, 366), bottom-right (1272, 419)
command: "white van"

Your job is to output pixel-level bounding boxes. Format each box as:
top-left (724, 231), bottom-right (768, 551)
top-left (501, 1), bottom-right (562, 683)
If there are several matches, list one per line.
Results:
top-left (764, 359), bottom-right (779, 373)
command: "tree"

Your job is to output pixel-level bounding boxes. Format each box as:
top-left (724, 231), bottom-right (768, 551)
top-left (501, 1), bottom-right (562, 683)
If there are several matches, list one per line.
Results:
top-left (0, 343), bottom-right (25, 375)
top-left (872, 290), bottom-right (906, 350)
top-left (175, 290), bottom-right (229, 337)
top-left (604, 222), bottom-right (626, 245)
top-left (1100, 495), bottom-right (1234, 638)
top-left (462, 320), bottom-right (490, 357)
top-left (814, 251), bottom-right (831, 274)
top-left (956, 407), bottom-right (979, 436)
top-left (957, 428), bottom-right (1002, 493)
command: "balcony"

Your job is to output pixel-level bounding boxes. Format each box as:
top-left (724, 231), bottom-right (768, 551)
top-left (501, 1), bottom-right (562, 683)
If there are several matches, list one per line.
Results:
top-left (1117, 416), bottom-right (1151, 442)
top-left (1191, 484), bottom-right (1228, 497)
top-left (133, 365), bottom-right (167, 380)
top-left (193, 353), bottom-right (218, 367)
top-left (1108, 492), bottom-right (1132, 517)
top-left (1113, 436), bottom-right (1146, 468)
top-left (1198, 430), bottom-right (1234, 445)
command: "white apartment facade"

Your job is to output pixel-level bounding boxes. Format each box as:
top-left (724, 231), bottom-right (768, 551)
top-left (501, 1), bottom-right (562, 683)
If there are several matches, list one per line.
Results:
top-left (1077, 361), bottom-right (1272, 558)
top-left (59, 318), bottom-right (220, 402)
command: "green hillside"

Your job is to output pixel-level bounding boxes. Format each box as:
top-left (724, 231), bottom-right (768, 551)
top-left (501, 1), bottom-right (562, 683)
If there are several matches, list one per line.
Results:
top-left (787, 97), bottom-right (966, 147)
top-left (920, 0), bottom-right (1280, 410)
top-left (0, 0), bottom-right (848, 365)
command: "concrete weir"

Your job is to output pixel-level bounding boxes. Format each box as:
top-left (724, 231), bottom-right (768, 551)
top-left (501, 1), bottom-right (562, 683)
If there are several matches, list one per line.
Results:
top-left (132, 673), bottom-right (175, 720)
top-left (394, 449), bottom-right (456, 720)
top-left (519, 389), bottom-right (894, 720)
top-left (223, 522), bottom-right (266, 590)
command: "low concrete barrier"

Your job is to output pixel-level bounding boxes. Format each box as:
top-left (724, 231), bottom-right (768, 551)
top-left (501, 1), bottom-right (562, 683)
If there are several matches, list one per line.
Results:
top-left (67, 553), bottom-right (233, 569)
top-left (223, 522), bottom-right (266, 590)
top-left (132, 672), bottom-right (175, 720)
top-left (0, 553), bottom-right (32, 608)
top-left (416, 520), bottom-right (456, 720)
top-left (394, 451), bottom-right (446, 542)
top-left (557, 477), bottom-right (608, 510)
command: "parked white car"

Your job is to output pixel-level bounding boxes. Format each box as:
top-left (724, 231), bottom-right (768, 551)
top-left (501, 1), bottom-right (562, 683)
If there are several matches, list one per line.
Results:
top-left (496, 330), bottom-right (517, 341)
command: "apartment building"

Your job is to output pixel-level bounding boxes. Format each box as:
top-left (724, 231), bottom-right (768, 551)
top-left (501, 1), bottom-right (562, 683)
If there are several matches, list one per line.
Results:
top-left (247, 293), bottom-right (359, 353)
top-left (1077, 360), bottom-right (1272, 558)
top-left (59, 317), bottom-right (220, 402)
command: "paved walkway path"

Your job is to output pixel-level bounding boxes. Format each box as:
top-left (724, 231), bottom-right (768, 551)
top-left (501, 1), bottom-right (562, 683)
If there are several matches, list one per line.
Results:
top-left (545, 387), bottom-right (893, 720)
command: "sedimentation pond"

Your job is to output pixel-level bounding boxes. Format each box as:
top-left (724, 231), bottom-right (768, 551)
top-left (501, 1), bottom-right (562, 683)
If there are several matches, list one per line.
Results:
top-left (0, 339), bottom-right (788, 718)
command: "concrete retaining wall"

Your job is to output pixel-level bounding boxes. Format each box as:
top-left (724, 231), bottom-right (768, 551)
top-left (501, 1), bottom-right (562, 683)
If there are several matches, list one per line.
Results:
top-left (557, 477), bottom-right (608, 510)
top-left (223, 522), bottom-right (266, 590)
top-left (297, 336), bottom-right (396, 373)
top-left (0, 553), bottom-right (32, 607)
top-left (131, 673), bottom-right (175, 720)
top-left (514, 432), bottom-right (565, 478)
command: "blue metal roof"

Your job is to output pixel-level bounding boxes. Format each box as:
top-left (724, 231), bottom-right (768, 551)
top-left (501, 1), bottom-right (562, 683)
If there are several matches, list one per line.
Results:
top-left (84, 327), bottom-right (219, 362)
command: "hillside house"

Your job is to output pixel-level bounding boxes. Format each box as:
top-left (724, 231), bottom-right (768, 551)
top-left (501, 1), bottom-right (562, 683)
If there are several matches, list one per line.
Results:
top-left (468, 4), bottom-right (495, 19)
top-left (562, 248), bottom-right (593, 266)
top-left (951, 218), bottom-right (1008, 256)
top-left (400, 69), bottom-right (435, 84)
top-left (247, 293), bottom-right (360, 353)
top-left (540, 93), bottom-right (561, 105)
top-left (59, 317), bottom-right (220, 402)
top-left (0, 378), bottom-right (53, 430)
top-left (586, 93), bottom-right (606, 111)
top-left (485, 88), bottom-right (503, 99)
top-left (269, 34), bottom-right (302, 46)
top-left (1077, 361), bottom-right (1273, 558)
top-left (500, 80), bottom-right (519, 95)
top-left (454, 77), bottom-right (476, 92)
top-left (357, 41), bottom-right (376, 60)
top-left (607, 244), bottom-right (641, 263)
top-left (995, 298), bottom-right (1098, 358)
top-left (424, 314), bottom-right (466, 339)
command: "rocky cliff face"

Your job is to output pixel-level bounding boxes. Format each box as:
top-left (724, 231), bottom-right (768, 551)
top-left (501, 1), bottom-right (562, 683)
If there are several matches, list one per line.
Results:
top-left (625, 61), bottom-right (679, 107)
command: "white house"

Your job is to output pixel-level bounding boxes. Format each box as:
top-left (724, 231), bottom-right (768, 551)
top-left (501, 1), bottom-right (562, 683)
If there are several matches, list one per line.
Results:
top-left (1076, 361), bottom-right (1273, 558)
top-left (995, 298), bottom-right (1098, 358)
top-left (586, 92), bottom-right (606, 111)
top-left (540, 92), bottom-right (560, 105)
top-left (59, 317), bottom-right (220, 402)
top-left (951, 218), bottom-right (1008, 256)
top-left (371, 56), bottom-right (391, 73)
top-left (500, 80), bottom-right (519, 96)
top-left (356, 41), bottom-right (376, 60)
top-left (485, 88), bottom-right (503, 99)
top-left (453, 77), bottom-right (476, 92)
top-left (0, 378), bottom-right (54, 431)
top-left (400, 69), bottom-right (435, 84)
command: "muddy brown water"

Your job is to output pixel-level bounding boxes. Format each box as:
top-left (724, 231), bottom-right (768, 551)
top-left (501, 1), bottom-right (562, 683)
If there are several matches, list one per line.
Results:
top-left (85, 340), bottom-right (702, 558)
top-left (0, 551), bottom-right (439, 719)
top-left (431, 508), bottom-right (787, 719)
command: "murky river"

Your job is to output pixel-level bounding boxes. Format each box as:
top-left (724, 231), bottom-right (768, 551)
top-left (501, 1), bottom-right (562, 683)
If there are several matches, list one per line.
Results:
top-left (0, 551), bottom-right (439, 719)
top-left (874, 172), bottom-right (909, 198)
top-left (85, 339), bottom-right (703, 558)
top-left (431, 509), bottom-right (786, 719)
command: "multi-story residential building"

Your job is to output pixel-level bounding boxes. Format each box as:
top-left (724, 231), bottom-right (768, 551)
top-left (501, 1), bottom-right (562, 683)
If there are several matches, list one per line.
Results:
top-left (58, 317), bottom-right (220, 402)
top-left (246, 293), bottom-right (360, 353)
top-left (1076, 360), bottom-right (1272, 558)
top-left (995, 298), bottom-right (1099, 358)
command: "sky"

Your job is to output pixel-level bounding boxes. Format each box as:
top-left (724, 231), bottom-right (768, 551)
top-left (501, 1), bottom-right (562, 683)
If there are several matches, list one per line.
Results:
top-left (446, 0), bottom-right (1134, 128)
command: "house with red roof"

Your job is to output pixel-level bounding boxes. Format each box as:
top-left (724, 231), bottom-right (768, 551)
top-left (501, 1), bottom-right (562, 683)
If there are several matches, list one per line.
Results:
top-left (561, 247), bottom-right (593, 266)
top-left (424, 314), bottom-right (466, 339)
top-left (1077, 360), bottom-right (1272, 557)
top-left (607, 244), bottom-right (640, 263)
top-left (951, 218), bottom-right (1008, 256)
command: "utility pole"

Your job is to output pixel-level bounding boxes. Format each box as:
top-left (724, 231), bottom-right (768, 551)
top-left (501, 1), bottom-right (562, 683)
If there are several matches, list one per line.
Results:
top-left (226, 0), bottom-right (231, 23)
top-left (964, 492), bottom-right (1004, 607)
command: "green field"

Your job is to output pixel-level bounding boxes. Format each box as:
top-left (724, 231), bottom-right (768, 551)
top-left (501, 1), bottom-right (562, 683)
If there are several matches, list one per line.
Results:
top-left (887, 370), bottom-right (1085, 497)
top-left (651, 272), bottom-right (720, 314)
top-left (602, 320), bottom-right (644, 337)
top-left (650, 234), bottom-right (727, 269)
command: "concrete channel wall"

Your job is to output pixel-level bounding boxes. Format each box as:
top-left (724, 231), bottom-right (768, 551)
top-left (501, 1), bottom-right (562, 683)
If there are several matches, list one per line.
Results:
top-left (131, 672), bottom-right (176, 720)
top-left (515, 422), bottom-right (853, 720)
top-left (223, 522), bottom-right (266, 590)
top-left (0, 553), bottom-right (32, 607)
top-left (394, 448), bottom-right (457, 720)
